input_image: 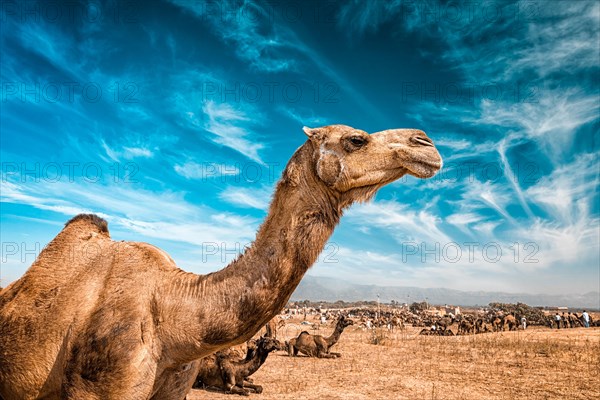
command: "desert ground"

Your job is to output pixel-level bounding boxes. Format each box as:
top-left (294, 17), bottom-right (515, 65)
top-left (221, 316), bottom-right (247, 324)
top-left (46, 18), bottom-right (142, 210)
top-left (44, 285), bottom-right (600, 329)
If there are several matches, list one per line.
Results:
top-left (187, 321), bottom-right (599, 400)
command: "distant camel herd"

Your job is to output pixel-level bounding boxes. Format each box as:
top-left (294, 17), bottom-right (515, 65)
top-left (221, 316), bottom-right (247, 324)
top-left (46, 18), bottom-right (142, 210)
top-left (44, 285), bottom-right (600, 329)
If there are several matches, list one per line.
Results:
top-left (189, 306), bottom-right (598, 395)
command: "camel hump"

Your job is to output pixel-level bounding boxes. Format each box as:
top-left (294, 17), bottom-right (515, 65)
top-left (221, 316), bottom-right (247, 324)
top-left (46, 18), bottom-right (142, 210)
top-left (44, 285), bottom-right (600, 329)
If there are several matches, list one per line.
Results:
top-left (64, 214), bottom-right (109, 234)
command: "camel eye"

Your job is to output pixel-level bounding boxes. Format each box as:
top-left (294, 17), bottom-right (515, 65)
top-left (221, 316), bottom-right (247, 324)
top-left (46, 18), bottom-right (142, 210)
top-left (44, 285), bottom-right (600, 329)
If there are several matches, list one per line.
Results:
top-left (349, 137), bottom-right (366, 147)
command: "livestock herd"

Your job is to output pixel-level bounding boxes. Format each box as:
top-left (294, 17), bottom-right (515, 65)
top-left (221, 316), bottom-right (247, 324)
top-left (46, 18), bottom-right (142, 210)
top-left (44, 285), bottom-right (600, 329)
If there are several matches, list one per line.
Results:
top-left (191, 305), bottom-right (597, 396)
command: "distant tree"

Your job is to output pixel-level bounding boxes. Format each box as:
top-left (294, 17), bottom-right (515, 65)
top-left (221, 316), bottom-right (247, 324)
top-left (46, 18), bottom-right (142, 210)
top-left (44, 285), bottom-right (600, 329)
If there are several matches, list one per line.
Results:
top-left (410, 301), bottom-right (428, 314)
top-left (488, 302), bottom-right (546, 325)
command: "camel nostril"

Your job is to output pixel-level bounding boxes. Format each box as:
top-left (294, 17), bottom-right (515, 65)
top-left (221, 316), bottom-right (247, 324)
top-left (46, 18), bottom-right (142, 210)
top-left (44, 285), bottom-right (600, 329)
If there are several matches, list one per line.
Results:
top-left (411, 136), bottom-right (434, 147)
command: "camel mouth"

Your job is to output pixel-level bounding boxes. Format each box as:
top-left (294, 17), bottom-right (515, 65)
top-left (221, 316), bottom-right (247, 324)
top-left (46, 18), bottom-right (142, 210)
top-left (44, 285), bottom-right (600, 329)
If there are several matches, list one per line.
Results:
top-left (353, 167), bottom-right (408, 191)
top-left (404, 159), bottom-right (442, 179)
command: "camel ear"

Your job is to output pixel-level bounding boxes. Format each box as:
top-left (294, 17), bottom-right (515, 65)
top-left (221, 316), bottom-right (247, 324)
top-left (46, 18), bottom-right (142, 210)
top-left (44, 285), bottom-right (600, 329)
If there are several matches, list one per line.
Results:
top-left (303, 126), bottom-right (324, 141)
top-left (303, 126), bottom-right (315, 137)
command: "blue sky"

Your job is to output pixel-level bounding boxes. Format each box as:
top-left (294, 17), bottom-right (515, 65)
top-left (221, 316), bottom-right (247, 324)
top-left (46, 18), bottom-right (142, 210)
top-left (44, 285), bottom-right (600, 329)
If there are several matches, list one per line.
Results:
top-left (1, 0), bottom-right (599, 296)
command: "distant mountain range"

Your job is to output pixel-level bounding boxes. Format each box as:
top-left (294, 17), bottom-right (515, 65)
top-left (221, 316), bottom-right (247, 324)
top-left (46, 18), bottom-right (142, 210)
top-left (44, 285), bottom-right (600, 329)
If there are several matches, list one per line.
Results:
top-left (291, 276), bottom-right (600, 309)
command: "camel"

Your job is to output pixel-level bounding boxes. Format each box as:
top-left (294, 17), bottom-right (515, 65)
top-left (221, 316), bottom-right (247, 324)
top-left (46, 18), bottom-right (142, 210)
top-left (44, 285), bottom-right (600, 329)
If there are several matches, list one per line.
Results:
top-left (263, 316), bottom-right (285, 339)
top-left (192, 336), bottom-right (282, 396)
top-left (0, 124), bottom-right (441, 399)
top-left (287, 315), bottom-right (353, 358)
top-left (568, 313), bottom-right (583, 328)
top-left (457, 320), bottom-right (474, 335)
top-left (435, 316), bottom-right (455, 332)
top-left (492, 317), bottom-right (503, 332)
top-left (474, 318), bottom-right (484, 333)
top-left (502, 315), bottom-right (517, 331)
top-left (390, 316), bottom-right (405, 332)
top-left (418, 327), bottom-right (454, 336)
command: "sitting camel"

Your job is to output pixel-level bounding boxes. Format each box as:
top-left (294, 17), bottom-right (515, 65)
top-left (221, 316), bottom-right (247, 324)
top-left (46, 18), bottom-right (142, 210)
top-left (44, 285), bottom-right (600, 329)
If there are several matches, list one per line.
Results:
top-left (435, 316), bottom-right (455, 332)
top-left (193, 336), bottom-right (282, 396)
top-left (287, 315), bottom-right (353, 358)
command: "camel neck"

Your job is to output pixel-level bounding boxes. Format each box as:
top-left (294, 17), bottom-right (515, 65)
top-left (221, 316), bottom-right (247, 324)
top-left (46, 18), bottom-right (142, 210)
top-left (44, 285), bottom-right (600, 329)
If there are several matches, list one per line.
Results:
top-left (242, 346), bottom-right (271, 376)
top-left (326, 321), bottom-right (345, 347)
top-left (187, 144), bottom-right (343, 353)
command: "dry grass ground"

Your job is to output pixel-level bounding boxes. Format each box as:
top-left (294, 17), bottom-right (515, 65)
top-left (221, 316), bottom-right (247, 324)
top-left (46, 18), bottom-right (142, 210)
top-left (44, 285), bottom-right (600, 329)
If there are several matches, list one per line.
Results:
top-left (187, 322), bottom-right (599, 400)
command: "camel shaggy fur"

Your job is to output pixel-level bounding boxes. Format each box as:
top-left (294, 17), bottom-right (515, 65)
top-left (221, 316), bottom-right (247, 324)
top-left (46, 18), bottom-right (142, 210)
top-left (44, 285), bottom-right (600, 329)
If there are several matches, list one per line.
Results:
top-left (0, 125), bottom-right (441, 399)
top-left (287, 315), bottom-right (353, 358)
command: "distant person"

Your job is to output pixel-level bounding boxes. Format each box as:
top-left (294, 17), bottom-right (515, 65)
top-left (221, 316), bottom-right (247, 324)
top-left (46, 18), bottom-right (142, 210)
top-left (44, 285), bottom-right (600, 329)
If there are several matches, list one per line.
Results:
top-left (555, 313), bottom-right (561, 329)
top-left (521, 316), bottom-right (527, 330)
top-left (582, 310), bottom-right (590, 328)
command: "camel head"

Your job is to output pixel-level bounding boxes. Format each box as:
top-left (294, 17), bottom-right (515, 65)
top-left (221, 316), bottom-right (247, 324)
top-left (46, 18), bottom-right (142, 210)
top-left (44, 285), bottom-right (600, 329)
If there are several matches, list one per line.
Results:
top-left (301, 124), bottom-right (442, 203)
top-left (257, 336), bottom-right (283, 352)
top-left (338, 315), bottom-right (354, 329)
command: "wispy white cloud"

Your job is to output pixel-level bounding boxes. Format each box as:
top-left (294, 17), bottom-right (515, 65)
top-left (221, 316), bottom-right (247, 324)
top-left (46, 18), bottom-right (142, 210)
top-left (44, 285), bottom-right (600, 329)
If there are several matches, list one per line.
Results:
top-left (336, 0), bottom-right (402, 36)
top-left (347, 200), bottom-right (453, 245)
top-left (181, 100), bottom-right (265, 163)
top-left (168, 0), bottom-right (297, 72)
top-left (277, 106), bottom-right (329, 127)
top-left (101, 140), bottom-right (154, 162)
top-left (0, 177), bottom-right (257, 243)
top-left (164, 69), bottom-right (269, 164)
top-left (445, 212), bottom-right (486, 234)
top-left (122, 147), bottom-right (153, 159)
top-left (333, 152), bottom-right (598, 291)
top-left (500, 2), bottom-right (600, 80)
top-left (219, 185), bottom-right (272, 210)
top-left (497, 136), bottom-right (534, 219)
top-left (168, 0), bottom-right (391, 125)
top-left (479, 91), bottom-right (599, 161)
top-left (525, 153), bottom-right (599, 226)
top-left (454, 179), bottom-right (516, 225)
top-left (434, 138), bottom-right (472, 152)
top-left (200, 101), bottom-right (265, 164)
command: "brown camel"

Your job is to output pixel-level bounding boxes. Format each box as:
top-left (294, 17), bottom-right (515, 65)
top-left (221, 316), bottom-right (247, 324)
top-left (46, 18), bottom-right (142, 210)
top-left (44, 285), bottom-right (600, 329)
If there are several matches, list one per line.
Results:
top-left (436, 316), bottom-right (455, 332)
top-left (287, 315), bottom-right (354, 358)
top-left (0, 124), bottom-right (441, 399)
top-left (474, 318), bottom-right (484, 333)
top-left (192, 336), bottom-right (282, 396)
top-left (492, 317), bottom-right (503, 332)
top-left (503, 315), bottom-right (517, 331)
top-left (457, 320), bottom-right (474, 335)
top-left (263, 316), bottom-right (285, 339)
